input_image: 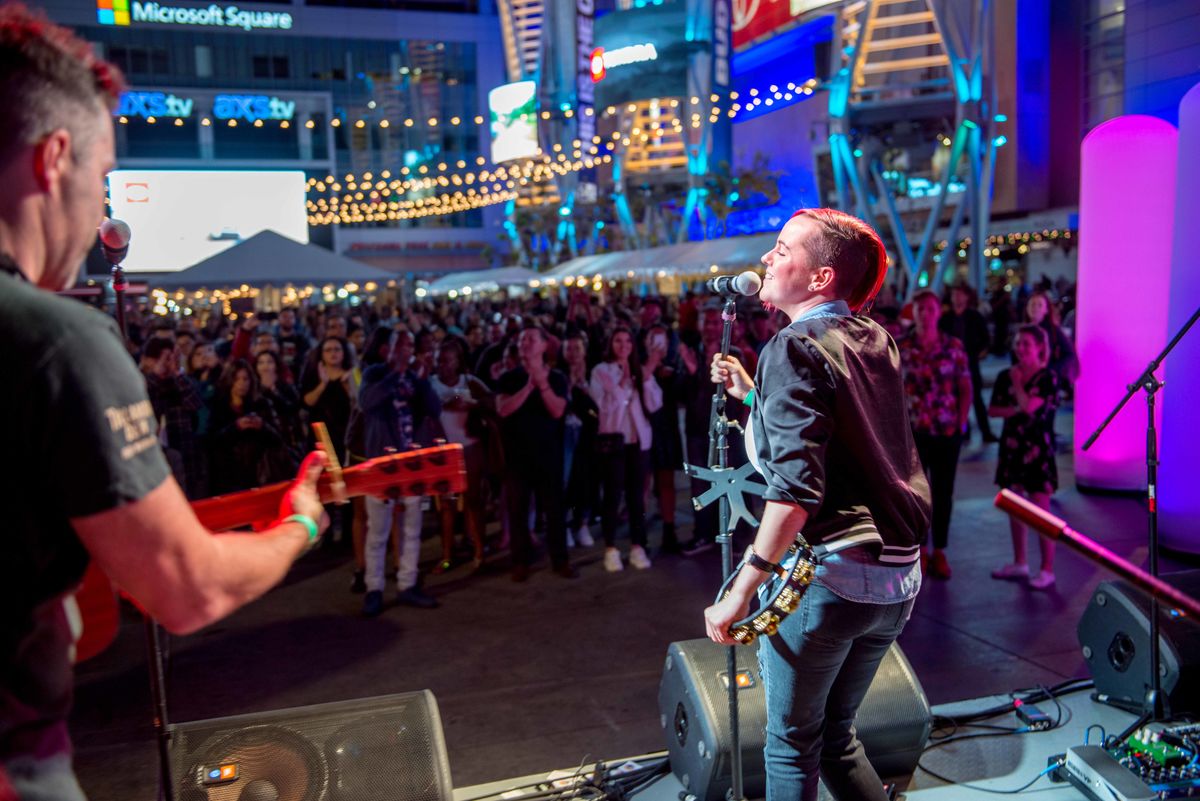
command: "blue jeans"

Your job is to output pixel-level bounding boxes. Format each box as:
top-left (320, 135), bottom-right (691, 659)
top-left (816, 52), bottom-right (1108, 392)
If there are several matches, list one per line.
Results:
top-left (758, 583), bottom-right (915, 801)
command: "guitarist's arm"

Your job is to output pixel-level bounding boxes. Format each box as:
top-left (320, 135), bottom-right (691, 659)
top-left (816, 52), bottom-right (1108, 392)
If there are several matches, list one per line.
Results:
top-left (704, 500), bottom-right (808, 646)
top-left (71, 451), bottom-right (328, 636)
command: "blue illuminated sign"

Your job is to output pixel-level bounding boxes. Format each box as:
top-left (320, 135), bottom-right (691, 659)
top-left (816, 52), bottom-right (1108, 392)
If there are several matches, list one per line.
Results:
top-left (118, 91), bottom-right (194, 119)
top-left (212, 95), bottom-right (295, 122)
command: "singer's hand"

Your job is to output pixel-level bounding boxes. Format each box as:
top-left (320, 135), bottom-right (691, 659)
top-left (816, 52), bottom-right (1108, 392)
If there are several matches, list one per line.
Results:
top-left (704, 589), bottom-right (752, 646)
top-left (710, 354), bottom-right (753, 401)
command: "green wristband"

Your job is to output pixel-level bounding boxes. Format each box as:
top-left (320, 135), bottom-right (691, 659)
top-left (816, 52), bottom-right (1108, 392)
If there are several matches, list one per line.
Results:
top-left (742, 388), bottom-right (756, 408)
top-left (283, 513), bottom-right (319, 543)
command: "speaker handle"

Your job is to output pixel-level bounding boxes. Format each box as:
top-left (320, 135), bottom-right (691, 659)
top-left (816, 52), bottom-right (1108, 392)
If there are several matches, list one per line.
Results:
top-left (995, 490), bottom-right (1200, 619)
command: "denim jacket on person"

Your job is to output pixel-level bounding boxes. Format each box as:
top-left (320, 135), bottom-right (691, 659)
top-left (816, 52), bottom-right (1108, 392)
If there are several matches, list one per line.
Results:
top-left (357, 363), bottom-right (441, 459)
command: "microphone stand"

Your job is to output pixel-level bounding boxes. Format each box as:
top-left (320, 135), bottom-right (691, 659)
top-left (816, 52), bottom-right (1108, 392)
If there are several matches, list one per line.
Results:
top-left (107, 249), bottom-right (176, 801)
top-left (1081, 303), bottom-right (1200, 725)
top-left (708, 294), bottom-right (746, 801)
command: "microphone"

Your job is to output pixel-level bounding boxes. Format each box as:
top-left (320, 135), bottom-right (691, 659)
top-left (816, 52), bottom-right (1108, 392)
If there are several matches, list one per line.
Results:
top-left (706, 270), bottom-right (762, 296)
top-left (98, 218), bottom-right (131, 265)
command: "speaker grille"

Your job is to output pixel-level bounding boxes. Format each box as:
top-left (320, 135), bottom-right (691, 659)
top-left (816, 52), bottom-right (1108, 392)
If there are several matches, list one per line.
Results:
top-left (170, 691), bottom-right (452, 801)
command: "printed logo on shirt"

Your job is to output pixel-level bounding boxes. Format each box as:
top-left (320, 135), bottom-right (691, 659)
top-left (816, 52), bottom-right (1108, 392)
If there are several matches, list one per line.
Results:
top-left (104, 400), bottom-right (159, 460)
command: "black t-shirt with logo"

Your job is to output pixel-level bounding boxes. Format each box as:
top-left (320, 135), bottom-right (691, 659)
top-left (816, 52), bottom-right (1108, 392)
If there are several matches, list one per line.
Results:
top-left (0, 259), bottom-right (170, 763)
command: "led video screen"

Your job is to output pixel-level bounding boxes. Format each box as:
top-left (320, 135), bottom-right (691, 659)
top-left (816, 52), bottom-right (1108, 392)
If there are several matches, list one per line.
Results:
top-left (489, 81), bottom-right (541, 164)
top-left (106, 170), bottom-right (308, 272)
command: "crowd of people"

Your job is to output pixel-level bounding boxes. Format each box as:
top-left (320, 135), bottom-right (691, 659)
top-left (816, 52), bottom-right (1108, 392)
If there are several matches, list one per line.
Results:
top-left (121, 276), bottom-right (1078, 614)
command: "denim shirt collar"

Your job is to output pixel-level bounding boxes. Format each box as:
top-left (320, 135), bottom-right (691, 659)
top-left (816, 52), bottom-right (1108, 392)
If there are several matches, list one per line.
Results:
top-left (792, 299), bottom-right (850, 326)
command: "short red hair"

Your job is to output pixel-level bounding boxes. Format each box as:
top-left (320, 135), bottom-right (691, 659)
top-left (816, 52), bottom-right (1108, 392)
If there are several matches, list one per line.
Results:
top-left (790, 208), bottom-right (889, 312)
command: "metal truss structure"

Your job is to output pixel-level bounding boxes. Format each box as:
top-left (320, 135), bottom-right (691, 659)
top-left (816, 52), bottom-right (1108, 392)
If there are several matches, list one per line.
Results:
top-left (828, 0), bottom-right (998, 294)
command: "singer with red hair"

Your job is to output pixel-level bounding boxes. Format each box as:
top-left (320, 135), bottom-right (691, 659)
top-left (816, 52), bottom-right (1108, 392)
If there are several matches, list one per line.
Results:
top-left (704, 208), bottom-right (930, 800)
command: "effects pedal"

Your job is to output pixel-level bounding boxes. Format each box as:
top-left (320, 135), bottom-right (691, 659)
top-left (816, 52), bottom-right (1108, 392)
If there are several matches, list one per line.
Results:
top-left (1064, 745), bottom-right (1156, 801)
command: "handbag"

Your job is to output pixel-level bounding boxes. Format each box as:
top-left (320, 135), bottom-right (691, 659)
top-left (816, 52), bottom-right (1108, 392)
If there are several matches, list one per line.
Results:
top-left (595, 432), bottom-right (625, 456)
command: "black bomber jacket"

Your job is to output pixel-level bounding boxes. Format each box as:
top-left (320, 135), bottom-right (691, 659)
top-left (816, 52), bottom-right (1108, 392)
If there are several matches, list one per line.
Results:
top-left (748, 301), bottom-right (932, 564)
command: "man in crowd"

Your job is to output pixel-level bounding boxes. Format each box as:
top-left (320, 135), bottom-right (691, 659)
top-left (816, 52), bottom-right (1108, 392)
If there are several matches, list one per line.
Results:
top-left (940, 284), bottom-right (995, 442)
top-left (899, 290), bottom-right (972, 579)
top-left (704, 209), bottom-right (930, 800)
top-left (496, 326), bottom-right (576, 581)
top-left (357, 327), bottom-right (441, 616)
top-left (142, 336), bottom-right (207, 499)
top-left (276, 306), bottom-right (310, 376)
top-left (0, 8), bottom-right (329, 798)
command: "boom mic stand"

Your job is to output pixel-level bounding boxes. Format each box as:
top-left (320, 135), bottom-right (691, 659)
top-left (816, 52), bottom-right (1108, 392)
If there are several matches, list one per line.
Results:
top-left (102, 227), bottom-right (177, 801)
top-left (1081, 303), bottom-right (1200, 726)
top-left (683, 295), bottom-right (766, 801)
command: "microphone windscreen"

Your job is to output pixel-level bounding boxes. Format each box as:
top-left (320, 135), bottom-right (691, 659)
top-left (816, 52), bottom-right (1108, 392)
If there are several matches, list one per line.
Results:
top-left (735, 271), bottom-right (763, 295)
top-left (98, 218), bottom-right (131, 249)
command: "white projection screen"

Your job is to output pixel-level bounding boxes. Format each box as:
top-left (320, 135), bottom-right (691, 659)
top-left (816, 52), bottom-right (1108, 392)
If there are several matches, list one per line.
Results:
top-left (107, 170), bottom-right (309, 272)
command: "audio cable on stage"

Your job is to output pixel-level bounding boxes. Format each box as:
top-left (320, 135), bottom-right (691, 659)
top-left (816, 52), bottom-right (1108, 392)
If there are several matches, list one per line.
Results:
top-left (916, 680), bottom-right (1079, 794)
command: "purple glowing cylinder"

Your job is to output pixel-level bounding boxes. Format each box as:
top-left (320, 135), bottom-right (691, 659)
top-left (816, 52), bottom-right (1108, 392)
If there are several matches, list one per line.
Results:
top-left (1074, 115), bottom-right (1177, 491)
top-left (1161, 83), bottom-right (1200, 552)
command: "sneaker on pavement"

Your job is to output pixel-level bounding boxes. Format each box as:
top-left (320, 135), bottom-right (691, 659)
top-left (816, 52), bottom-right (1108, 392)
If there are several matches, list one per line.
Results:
top-left (629, 545), bottom-right (652, 570)
top-left (397, 587), bottom-right (438, 608)
top-left (1029, 570), bottom-right (1056, 590)
top-left (991, 563), bottom-right (1030, 581)
top-left (603, 548), bottom-right (624, 572)
top-left (566, 531), bottom-right (576, 548)
top-left (361, 590), bottom-right (384, 618)
top-left (929, 550), bottom-right (952, 580)
top-left (576, 524), bottom-right (595, 547)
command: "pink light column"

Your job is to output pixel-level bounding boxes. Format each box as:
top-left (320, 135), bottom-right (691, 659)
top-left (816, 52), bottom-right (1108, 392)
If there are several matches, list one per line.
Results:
top-left (1074, 116), bottom-right (1176, 490)
top-left (1161, 83), bottom-right (1200, 552)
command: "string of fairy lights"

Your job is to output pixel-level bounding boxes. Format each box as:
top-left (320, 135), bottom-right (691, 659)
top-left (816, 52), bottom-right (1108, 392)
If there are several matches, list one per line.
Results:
top-left (116, 77), bottom-right (822, 227)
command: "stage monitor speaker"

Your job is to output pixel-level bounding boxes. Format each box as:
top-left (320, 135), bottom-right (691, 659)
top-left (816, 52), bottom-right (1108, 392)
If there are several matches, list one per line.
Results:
top-left (658, 639), bottom-right (930, 801)
top-left (168, 691), bottom-right (452, 801)
top-left (1077, 571), bottom-right (1200, 717)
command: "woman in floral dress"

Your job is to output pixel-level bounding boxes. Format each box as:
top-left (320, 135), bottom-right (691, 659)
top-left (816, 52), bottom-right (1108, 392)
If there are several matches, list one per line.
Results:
top-left (989, 324), bottom-right (1060, 589)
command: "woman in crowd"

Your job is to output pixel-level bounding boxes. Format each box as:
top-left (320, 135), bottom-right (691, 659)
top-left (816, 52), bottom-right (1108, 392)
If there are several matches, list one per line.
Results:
top-left (301, 335), bottom-right (356, 540)
top-left (1024, 290), bottom-right (1079, 391)
top-left (642, 323), bottom-right (682, 554)
top-left (989, 325), bottom-right (1061, 589)
top-left (562, 331), bottom-right (598, 548)
top-left (255, 349), bottom-right (305, 467)
top-left (208, 360), bottom-right (287, 494)
top-left (429, 337), bottom-right (489, 573)
top-left (589, 326), bottom-right (664, 572)
top-left (300, 335), bottom-right (356, 467)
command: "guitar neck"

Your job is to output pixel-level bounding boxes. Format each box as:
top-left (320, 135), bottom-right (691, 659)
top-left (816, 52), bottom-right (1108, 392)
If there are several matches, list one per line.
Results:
top-left (190, 444), bottom-right (466, 531)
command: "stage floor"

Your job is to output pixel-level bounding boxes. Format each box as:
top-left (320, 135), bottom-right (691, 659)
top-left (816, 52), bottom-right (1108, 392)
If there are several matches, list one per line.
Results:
top-left (454, 691), bottom-right (1140, 801)
top-left (69, 379), bottom-right (1197, 799)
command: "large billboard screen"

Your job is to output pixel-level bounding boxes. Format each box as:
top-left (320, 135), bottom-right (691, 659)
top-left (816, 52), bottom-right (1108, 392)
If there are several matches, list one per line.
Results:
top-left (733, 0), bottom-right (838, 49)
top-left (593, 2), bottom-right (691, 109)
top-left (107, 170), bottom-right (308, 272)
top-left (489, 81), bottom-right (540, 164)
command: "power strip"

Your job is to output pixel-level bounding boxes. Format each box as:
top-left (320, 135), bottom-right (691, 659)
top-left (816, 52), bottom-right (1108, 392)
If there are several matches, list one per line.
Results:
top-left (1065, 745), bottom-right (1156, 801)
